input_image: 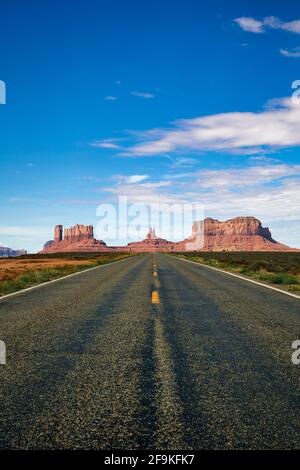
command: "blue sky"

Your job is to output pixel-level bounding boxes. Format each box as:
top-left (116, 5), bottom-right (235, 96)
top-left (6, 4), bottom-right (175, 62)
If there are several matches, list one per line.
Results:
top-left (1, 0), bottom-right (300, 251)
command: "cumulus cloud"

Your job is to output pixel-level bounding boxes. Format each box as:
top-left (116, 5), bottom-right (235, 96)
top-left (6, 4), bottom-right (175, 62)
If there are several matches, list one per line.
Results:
top-left (235, 15), bottom-right (300, 34)
top-left (122, 97), bottom-right (300, 156)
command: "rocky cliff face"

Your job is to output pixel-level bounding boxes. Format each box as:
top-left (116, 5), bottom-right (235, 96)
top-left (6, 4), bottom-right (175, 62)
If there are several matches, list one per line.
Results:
top-left (64, 224), bottom-right (94, 242)
top-left (0, 246), bottom-right (27, 257)
top-left (201, 217), bottom-right (273, 239)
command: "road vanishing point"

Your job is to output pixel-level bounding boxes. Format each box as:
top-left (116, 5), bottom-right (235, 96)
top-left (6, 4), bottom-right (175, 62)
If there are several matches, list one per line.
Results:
top-left (0, 253), bottom-right (299, 449)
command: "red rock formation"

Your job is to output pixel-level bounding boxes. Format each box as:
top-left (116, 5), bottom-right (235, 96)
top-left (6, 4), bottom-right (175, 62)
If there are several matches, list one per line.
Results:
top-left (64, 224), bottom-right (94, 242)
top-left (126, 228), bottom-right (176, 252)
top-left (41, 224), bottom-right (108, 253)
top-left (202, 217), bottom-right (273, 239)
top-left (146, 227), bottom-right (157, 239)
top-left (40, 218), bottom-right (299, 253)
top-left (178, 217), bottom-right (296, 252)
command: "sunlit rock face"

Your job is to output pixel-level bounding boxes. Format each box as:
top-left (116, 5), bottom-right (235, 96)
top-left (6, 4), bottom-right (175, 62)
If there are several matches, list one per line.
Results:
top-left (63, 224), bottom-right (94, 242)
top-left (202, 217), bottom-right (273, 239)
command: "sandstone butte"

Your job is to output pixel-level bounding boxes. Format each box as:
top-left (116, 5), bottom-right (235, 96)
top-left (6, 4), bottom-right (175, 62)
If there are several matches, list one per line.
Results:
top-left (40, 217), bottom-right (299, 253)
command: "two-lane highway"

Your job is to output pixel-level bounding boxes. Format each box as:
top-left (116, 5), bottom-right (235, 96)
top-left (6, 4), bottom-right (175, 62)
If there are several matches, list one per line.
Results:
top-left (0, 253), bottom-right (299, 449)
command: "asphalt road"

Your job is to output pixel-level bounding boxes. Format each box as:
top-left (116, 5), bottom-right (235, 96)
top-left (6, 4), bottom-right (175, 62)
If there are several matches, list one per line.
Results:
top-left (0, 253), bottom-right (299, 449)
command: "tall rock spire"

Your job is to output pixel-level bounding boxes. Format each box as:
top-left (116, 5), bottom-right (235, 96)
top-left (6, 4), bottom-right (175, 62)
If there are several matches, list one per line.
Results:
top-left (54, 225), bottom-right (63, 242)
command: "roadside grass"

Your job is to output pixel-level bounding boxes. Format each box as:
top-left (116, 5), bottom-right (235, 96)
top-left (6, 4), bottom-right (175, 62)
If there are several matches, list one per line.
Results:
top-left (172, 252), bottom-right (300, 292)
top-left (0, 253), bottom-right (134, 296)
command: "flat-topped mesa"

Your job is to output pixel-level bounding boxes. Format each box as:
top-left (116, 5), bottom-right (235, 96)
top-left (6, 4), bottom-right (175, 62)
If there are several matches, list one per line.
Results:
top-left (202, 217), bottom-right (273, 240)
top-left (184, 216), bottom-right (290, 251)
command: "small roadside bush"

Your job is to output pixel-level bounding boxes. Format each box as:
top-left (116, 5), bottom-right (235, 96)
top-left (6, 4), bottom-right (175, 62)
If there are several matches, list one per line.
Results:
top-left (247, 260), bottom-right (270, 271)
top-left (258, 272), bottom-right (299, 285)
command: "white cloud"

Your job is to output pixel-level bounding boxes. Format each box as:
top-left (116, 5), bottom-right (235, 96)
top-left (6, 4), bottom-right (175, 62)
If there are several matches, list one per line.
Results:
top-left (280, 46), bottom-right (300, 57)
top-left (122, 97), bottom-right (300, 156)
top-left (104, 164), bottom-right (300, 219)
top-left (199, 178), bottom-right (300, 229)
top-left (104, 95), bottom-right (117, 101)
top-left (235, 17), bottom-right (264, 33)
top-left (235, 15), bottom-right (300, 34)
top-left (194, 164), bottom-right (300, 188)
top-left (130, 91), bottom-right (155, 99)
top-left (99, 163), bottom-right (300, 246)
top-left (169, 157), bottom-right (199, 168)
top-left (249, 155), bottom-right (280, 163)
top-left (103, 182), bottom-right (174, 205)
top-left (265, 16), bottom-right (300, 34)
top-left (126, 175), bottom-right (149, 183)
top-left (111, 174), bottom-right (149, 184)
top-left (90, 139), bottom-right (121, 149)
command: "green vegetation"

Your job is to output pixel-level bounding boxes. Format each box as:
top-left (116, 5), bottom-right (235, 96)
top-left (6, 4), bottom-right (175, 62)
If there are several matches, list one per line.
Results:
top-left (0, 253), bottom-right (133, 297)
top-left (172, 251), bottom-right (300, 291)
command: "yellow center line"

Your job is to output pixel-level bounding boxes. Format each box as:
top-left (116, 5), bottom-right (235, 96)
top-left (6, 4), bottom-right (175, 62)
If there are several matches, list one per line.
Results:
top-left (152, 290), bottom-right (160, 304)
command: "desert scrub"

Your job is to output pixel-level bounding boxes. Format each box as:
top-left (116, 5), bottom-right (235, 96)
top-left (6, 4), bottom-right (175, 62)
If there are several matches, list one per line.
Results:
top-left (256, 272), bottom-right (299, 285)
top-left (0, 265), bottom-right (91, 296)
top-left (171, 252), bottom-right (300, 291)
top-left (0, 254), bottom-right (133, 296)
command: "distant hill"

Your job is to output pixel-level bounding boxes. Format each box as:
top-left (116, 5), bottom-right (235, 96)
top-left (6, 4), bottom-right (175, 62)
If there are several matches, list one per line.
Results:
top-left (0, 246), bottom-right (27, 257)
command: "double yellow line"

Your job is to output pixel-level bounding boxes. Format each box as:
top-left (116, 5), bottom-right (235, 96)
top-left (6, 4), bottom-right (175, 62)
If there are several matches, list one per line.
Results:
top-left (152, 257), bottom-right (160, 304)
